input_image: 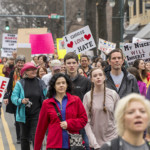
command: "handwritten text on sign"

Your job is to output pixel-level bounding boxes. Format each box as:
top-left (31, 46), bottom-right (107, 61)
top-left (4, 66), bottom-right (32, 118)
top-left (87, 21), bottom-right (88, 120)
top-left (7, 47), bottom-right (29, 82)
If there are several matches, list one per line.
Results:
top-left (123, 41), bottom-right (150, 66)
top-left (63, 26), bottom-right (96, 54)
top-left (98, 38), bottom-right (116, 54)
top-left (0, 77), bottom-right (9, 102)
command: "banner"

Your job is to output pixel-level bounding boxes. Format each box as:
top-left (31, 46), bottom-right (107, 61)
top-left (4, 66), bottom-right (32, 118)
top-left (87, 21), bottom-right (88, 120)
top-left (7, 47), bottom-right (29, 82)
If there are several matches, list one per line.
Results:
top-left (2, 33), bottom-right (17, 57)
top-left (98, 38), bottom-right (116, 54)
top-left (30, 33), bottom-right (55, 54)
top-left (122, 41), bottom-right (150, 66)
top-left (56, 38), bottom-right (66, 59)
top-left (63, 25), bottom-right (96, 54)
top-left (0, 76), bottom-right (9, 102)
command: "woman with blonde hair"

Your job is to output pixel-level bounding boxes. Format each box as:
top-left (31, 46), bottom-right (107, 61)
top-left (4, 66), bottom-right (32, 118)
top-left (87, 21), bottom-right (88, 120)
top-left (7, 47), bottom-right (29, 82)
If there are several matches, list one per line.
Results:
top-left (83, 67), bottom-right (120, 150)
top-left (100, 93), bottom-right (150, 150)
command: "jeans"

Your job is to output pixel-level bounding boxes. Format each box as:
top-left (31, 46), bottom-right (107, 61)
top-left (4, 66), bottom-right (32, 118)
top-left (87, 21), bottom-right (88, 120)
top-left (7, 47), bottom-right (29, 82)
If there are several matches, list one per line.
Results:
top-left (80, 128), bottom-right (90, 150)
top-left (20, 115), bottom-right (39, 150)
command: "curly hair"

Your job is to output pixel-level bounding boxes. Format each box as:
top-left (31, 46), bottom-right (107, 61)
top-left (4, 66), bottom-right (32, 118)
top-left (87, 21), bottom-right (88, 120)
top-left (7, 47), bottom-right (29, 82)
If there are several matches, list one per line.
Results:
top-left (47, 73), bottom-right (73, 98)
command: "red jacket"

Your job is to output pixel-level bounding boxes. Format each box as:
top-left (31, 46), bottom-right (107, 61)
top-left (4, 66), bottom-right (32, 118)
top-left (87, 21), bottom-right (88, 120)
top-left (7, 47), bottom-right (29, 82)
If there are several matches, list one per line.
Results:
top-left (34, 92), bottom-right (88, 150)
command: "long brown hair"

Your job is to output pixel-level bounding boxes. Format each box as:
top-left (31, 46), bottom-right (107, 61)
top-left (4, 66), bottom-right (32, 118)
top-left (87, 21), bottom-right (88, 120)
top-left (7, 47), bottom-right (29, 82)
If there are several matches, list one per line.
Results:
top-left (89, 68), bottom-right (107, 117)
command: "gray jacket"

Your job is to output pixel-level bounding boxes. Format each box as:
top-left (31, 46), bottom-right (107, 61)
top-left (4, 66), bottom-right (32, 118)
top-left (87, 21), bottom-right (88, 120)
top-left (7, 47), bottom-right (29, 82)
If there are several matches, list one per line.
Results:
top-left (105, 66), bottom-right (140, 98)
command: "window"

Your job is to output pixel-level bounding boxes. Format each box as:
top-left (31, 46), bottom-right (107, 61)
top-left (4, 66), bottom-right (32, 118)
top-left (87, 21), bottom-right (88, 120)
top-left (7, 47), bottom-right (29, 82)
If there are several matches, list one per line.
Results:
top-left (139, 0), bottom-right (143, 14)
top-left (133, 0), bottom-right (136, 15)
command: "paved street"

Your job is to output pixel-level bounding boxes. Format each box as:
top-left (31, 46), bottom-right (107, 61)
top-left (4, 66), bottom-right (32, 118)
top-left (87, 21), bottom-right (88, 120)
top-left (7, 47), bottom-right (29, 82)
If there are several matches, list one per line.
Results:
top-left (0, 104), bottom-right (46, 150)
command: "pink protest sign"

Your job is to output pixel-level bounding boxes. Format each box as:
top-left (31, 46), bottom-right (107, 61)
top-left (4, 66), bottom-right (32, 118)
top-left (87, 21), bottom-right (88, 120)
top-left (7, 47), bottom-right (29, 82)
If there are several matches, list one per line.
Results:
top-left (30, 33), bottom-right (55, 54)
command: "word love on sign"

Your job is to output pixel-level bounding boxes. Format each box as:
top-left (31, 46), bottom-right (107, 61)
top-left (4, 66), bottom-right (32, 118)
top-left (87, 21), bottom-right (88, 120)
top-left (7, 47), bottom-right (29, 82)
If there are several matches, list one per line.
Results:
top-left (63, 26), bottom-right (96, 54)
top-left (0, 77), bottom-right (9, 102)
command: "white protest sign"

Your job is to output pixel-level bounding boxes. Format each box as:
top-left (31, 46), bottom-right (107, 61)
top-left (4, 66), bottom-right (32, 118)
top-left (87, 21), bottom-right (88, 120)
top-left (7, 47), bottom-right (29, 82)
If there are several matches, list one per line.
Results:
top-left (63, 26), bottom-right (96, 54)
top-left (132, 37), bottom-right (149, 43)
top-left (0, 76), bottom-right (9, 102)
top-left (98, 38), bottom-right (116, 54)
top-left (2, 33), bottom-right (17, 57)
top-left (122, 41), bottom-right (150, 66)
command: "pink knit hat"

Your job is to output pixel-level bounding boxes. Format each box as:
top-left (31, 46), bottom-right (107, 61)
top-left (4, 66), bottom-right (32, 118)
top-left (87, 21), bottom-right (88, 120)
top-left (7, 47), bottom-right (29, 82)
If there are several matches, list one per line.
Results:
top-left (21, 62), bottom-right (37, 76)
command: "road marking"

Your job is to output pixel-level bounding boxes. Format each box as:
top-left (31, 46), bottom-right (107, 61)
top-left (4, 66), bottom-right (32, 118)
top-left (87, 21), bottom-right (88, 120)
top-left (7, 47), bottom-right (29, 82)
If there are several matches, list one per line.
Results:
top-left (1, 108), bottom-right (16, 150)
top-left (0, 131), bottom-right (4, 150)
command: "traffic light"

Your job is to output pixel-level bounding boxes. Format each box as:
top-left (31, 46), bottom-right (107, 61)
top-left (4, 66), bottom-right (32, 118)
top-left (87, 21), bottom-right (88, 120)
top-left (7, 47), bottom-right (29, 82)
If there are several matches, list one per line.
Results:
top-left (5, 21), bottom-right (10, 30)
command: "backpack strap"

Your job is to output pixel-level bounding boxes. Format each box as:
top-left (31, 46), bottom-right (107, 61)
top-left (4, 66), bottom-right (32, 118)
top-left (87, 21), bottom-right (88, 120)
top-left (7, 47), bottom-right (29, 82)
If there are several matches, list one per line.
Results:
top-left (110, 136), bottom-right (121, 150)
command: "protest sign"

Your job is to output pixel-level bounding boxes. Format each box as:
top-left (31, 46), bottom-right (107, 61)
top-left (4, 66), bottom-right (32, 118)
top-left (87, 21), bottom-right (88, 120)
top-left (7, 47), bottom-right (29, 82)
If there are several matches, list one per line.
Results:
top-left (0, 76), bottom-right (9, 102)
top-left (132, 37), bottom-right (148, 43)
top-left (30, 33), bottom-right (54, 54)
top-left (2, 33), bottom-right (17, 57)
top-left (56, 38), bottom-right (66, 59)
top-left (63, 25), bottom-right (96, 54)
top-left (98, 38), bottom-right (116, 54)
top-left (17, 43), bottom-right (31, 63)
top-left (17, 28), bottom-right (47, 43)
top-left (122, 41), bottom-right (150, 66)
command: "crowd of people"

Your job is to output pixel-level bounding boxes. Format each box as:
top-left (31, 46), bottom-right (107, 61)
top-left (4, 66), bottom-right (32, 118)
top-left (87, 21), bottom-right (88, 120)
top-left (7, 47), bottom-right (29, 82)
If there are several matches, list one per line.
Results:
top-left (0, 48), bottom-right (150, 150)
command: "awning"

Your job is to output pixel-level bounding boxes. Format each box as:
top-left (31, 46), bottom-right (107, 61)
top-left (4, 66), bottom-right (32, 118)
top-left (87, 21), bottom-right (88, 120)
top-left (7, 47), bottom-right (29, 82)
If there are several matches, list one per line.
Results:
top-left (134, 23), bottom-right (150, 39)
top-left (124, 23), bottom-right (140, 41)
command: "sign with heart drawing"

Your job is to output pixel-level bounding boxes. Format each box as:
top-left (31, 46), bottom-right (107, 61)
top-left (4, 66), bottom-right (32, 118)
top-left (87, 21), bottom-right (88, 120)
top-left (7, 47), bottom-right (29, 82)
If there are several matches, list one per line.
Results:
top-left (63, 25), bottom-right (96, 54)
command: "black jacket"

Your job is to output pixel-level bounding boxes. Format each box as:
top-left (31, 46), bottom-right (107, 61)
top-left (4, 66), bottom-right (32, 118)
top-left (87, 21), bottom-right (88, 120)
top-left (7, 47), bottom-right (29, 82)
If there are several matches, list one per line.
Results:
top-left (66, 74), bottom-right (91, 102)
top-left (105, 66), bottom-right (140, 98)
top-left (100, 137), bottom-right (150, 150)
top-left (4, 70), bottom-right (17, 114)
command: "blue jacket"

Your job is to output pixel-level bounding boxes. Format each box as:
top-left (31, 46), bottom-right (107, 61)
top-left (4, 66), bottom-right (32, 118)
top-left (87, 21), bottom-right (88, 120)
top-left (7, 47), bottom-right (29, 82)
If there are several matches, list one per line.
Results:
top-left (11, 78), bottom-right (47, 123)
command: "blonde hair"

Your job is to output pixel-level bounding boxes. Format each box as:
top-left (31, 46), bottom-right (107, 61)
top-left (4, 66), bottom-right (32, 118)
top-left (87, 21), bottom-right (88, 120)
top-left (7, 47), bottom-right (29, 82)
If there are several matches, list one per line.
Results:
top-left (115, 93), bottom-right (150, 136)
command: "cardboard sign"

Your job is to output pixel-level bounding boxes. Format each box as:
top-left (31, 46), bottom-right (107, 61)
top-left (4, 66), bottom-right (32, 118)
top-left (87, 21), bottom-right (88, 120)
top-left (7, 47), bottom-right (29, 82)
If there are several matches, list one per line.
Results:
top-left (17, 28), bottom-right (47, 43)
top-left (2, 33), bottom-right (17, 57)
top-left (56, 38), bottom-right (66, 59)
top-left (122, 41), bottom-right (150, 66)
top-left (30, 33), bottom-right (55, 54)
top-left (0, 77), bottom-right (9, 102)
top-left (98, 38), bottom-right (116, 54)
top-left (63, 25), bottom-right (96, 54)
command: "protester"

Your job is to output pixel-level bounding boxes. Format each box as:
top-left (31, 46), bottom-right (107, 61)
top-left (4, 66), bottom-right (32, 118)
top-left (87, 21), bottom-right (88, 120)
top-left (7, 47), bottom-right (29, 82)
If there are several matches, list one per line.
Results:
top-left (34, 73), bottom-right (87, 150)
top-left (61, 62), bottom-right (66, 74)
top-left (31, 56), bottom-right (39, 67)
top-left (127, 67), bottom-right (147, 96)
top-left (100, 93), bottom-right (150, 150)
top-left (12, 51), bottom-right (17, 60)
top-left (145, 62), bottom-right (150, 81)
top-left (37, 66), bottom-right (47, 79)
top-left (80, 54), bottom-right (92, 78)
top-left (3, 55), bottom-right (26, 144)
top-left (78, 67), bottom-right (84, 76)
top-left (83, 68), bottom-right (119, 149)
top-left (11, 62), bottom-right (47, 150)
top-left (64, 52), bottom-right (91, 150)
top-left (2, 57), bottom-right (15, 77)
top-left (38, 55), bottom-right (47, 68)
top-left (42, 59), bottom-right (61, 90)
top-left (2, 57), bottom-right (8, 64)
top-left (133, 59), bottom-right (150, 89)
top-left (105, 49), bottom-right (139, 98)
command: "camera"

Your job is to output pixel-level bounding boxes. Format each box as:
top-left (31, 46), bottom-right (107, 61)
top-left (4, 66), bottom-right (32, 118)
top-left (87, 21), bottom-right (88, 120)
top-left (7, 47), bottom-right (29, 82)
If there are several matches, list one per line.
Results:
top-left (26, 101), bottom-right (32, 108)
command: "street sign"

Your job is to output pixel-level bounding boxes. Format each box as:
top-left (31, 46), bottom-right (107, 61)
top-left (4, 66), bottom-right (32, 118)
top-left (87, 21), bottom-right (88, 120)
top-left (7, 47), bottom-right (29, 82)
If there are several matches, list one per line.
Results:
top-left (48, 13), bottom-right (60, 19)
